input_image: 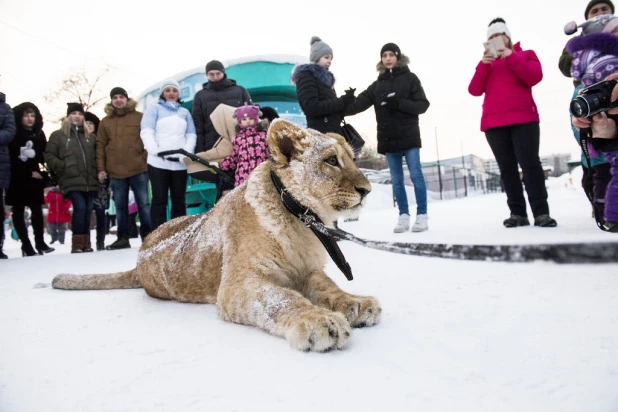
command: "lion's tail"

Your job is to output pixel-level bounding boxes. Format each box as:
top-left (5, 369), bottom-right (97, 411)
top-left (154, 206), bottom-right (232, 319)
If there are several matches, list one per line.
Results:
top-left (52, 269), bottom-right (141, 290)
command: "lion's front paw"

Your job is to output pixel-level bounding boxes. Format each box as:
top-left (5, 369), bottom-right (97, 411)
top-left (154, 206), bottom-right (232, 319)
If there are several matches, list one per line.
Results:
top-left (285, 308), bottom-right (352, 352)
top-left (333, 295), bottom-right (382, 328)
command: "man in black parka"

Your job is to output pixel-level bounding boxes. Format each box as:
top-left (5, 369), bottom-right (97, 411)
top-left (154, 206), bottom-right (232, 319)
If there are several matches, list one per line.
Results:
top-left (191, 60), bottom-right (252, 152)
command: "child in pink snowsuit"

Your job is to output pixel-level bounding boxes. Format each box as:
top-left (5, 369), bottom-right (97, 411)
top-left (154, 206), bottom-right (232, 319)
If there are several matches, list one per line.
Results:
top-left (220, 105), bottom-right (270, 187)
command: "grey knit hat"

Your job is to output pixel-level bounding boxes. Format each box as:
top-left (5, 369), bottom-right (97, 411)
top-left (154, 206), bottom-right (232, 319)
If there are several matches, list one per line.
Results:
top-left (309, 36), bottom-right (333, 63)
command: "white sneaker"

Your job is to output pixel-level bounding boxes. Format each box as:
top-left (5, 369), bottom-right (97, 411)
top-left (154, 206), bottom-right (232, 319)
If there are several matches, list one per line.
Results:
top-left (393, 214), bottom-right (410, 233)
top-left (411, 214), bottom-right (429, 232)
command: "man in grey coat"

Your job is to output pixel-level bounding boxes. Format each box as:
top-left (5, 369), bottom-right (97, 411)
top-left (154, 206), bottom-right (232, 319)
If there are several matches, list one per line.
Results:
top-left (191, 60), bottom-right (252, 152)
top-left (0, 92), bottom-right (16, 259)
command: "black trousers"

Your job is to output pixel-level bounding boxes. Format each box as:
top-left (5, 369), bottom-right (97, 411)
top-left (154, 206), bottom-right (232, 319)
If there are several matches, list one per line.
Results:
top-left (148, 165), bottom-right (187, 231)
top-left (0, 189), bottom-right (5, 244)
top-left (12, 202), bottom-right (45, 247)
top-left (485, 122), bottom-right (549, 217)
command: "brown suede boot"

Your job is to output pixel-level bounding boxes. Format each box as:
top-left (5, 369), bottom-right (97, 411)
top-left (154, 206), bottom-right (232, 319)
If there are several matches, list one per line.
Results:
top-left (82, 234), bottom-right (94, 253)
top-left (71, 234), bottom-right (84, 253)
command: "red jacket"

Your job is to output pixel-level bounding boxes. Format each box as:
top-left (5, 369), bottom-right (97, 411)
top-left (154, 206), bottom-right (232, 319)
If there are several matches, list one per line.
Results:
top-left (45, 189), bottom-right (72, 224)
top-left (468, 42), bottom-right (542, 132)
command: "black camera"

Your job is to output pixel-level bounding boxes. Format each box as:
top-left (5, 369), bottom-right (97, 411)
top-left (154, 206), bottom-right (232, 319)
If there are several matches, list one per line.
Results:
top-left (570, 79), bottom-right (618, 118)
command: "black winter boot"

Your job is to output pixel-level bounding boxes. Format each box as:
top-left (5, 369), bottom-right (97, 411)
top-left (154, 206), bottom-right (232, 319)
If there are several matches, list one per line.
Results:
top-left (21, 239), bottom-right (40, 257)
top-left (0, 237), bottom-right (7, 259)
top-left (503, 214), bottom-right (530, 228)
top-left (534, 215), bottom-right (558, 228)
top-left (105, 237), bottom-right (131, 250)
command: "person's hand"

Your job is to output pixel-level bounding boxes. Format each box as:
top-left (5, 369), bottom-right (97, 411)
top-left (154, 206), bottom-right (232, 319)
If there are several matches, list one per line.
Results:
top-left (498, 47), bottom-right (512, 59)
top-left (18, 141), bottom-right (36, 162)
top-left (341, 88), bottom-right (356, 106)
top-left (606, 73), bottom-right (618, 115)
top-left (573, 111), bottom-right (617, 138)
top-left (98, 171), bottom-right (107, 183)
top-left (590, 112), bottom-right (617, 139)
top-left (32, 171), bottom-right (42, 179)
top-left (481, 50), bottom-right (496, 64)
top-left (381, 93), bottom-right (399, 112)
top-left (572, 115), bottom-right (591, 130)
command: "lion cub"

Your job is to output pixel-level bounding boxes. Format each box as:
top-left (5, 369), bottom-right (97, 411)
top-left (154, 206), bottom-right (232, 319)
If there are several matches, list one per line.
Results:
top-left (53, 119), bottom-right (381, 352)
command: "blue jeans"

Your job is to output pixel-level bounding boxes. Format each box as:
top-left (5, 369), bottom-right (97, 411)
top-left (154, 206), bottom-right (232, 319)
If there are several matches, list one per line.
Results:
top-left (385, 148), bottom-right (427, 216)
top-left (110, 172), bottom-right (152, 239)
top-left (67, 191), bottom-right (95, 235)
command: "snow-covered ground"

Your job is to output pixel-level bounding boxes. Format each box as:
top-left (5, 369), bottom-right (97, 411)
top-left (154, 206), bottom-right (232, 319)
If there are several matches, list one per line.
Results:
top-left (1, 176), bottom-right (617, 412)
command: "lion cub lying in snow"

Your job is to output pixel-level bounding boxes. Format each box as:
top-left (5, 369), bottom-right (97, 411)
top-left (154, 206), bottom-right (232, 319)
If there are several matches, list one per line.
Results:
top-left (53, 119), bottom-right (381, 352)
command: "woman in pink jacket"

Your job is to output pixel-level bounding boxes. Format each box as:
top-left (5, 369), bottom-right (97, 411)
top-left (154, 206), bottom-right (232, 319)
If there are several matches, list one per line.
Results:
top-left (469, 18), bottom-right (557, 228)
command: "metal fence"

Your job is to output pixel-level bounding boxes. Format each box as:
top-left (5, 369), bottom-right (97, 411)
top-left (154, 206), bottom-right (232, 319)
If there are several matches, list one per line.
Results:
top-left (357, 154), bottom-right (503, 200)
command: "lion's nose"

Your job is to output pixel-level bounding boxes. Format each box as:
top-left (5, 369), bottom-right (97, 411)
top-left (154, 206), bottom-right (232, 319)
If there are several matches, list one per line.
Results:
top-left (355, 186), bottom-right (371, 199)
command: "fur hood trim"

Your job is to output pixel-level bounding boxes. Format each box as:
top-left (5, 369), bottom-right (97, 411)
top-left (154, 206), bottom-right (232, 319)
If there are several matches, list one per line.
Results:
top-left (235, 119), bottom-right (269, 133)
top-left (104, 98), bottom-right (138, 117)
top-left (61, 118), bottom-right (92, 139)
top-left (12, 102), bottom-right (44, 134)
top-left (291, 64), bottom-right (336, 88)
top-left (376, 54), bottom-right (411, 74)
top-left (567, 32), bottom-right (618, 55)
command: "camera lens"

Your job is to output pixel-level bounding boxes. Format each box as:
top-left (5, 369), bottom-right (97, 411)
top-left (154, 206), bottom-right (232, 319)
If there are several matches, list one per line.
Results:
top-left (570, 97), bottom-right (589, 118)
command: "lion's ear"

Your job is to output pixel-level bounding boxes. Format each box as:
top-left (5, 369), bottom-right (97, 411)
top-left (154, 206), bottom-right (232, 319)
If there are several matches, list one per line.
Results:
top-left (267, 119), bottom-right (308, 164)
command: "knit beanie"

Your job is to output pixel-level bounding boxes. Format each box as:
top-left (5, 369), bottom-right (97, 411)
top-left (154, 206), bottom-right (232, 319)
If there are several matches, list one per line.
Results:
top-left (110, 87), bottom-right (128, 99)
top-left (309, 36), bottom-right (333, 63)
top-left (205, 60), bottom-right (225, 74)
top-left (160, 78), bottom-right (180, 91)
top-left (66, 102), bottom-right (84, 116)
top-left (487, 19), bottom-right (512, 40)
top-left (585, 0), bottom-right (615, 18)
top-left (233, 105), bottom-right (261, 126)
top-left (85, 112), bottom-right (100, 132)
top-left (564, 13), bottom-right (618, 35)
top-left (380, 43), bottom-right (401, 58)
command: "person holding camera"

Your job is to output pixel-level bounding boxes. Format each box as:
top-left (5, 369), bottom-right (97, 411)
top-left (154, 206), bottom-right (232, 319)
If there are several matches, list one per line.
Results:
top-left (569, 15), bottom-right (618, 231)
top-left (566, 14), bottom-right (618, 225)
top-left (469, 18), bottom-right (556, 228)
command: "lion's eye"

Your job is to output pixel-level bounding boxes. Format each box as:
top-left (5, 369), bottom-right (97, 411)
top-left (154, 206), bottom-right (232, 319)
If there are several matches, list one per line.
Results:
top-left (324, 156), bottom-right (339, 167)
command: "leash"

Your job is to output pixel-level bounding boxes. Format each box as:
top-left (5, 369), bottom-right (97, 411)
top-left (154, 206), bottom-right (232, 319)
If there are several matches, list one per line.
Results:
top-left (270, 170), bottom-right (618, 272)
top-left (270, 170), bottom-right (353, 281)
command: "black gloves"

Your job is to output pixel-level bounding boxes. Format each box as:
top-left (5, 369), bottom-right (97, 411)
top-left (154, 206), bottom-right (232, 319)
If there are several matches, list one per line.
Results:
top-left (341, 87), bottom-right (356, 106)
top-left (381, 92), bottom-right (399, 113)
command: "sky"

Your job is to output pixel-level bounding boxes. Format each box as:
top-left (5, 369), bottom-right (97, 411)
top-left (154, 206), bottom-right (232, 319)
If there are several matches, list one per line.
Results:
top-left (2, 180), bottom-right (618, 411)
top-left (0, 0), bottom-right (600, 163)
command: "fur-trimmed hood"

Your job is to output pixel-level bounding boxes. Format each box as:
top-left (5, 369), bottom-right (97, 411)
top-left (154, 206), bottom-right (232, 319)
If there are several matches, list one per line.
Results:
top-left (292, 63), bottom-right (336, 88)
top-left (376, 54), bottom-right (411, 75)
top-left (12, 102), bottom-right (43, 134)
top-left (60, 118), bottom-right (92, 139)
top-left (567, 32), bottom-right (618, 55)
top-left (103, 98), bottom-right (138, 117)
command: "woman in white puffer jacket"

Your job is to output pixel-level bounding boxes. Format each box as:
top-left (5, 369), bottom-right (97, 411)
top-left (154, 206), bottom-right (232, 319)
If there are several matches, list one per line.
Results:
top-left (140, 79), bottom-right (196, 230)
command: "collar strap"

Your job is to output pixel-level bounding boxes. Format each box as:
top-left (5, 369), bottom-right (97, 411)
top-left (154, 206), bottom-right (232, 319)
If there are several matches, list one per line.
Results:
top-left (270, 169), bottom-right (353, 281)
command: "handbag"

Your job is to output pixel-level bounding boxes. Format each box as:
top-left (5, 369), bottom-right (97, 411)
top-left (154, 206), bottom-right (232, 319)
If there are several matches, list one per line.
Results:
top-left (340, 119), bottom-right (365, 158)
top-left (39, 169), bottom-right (58, 189)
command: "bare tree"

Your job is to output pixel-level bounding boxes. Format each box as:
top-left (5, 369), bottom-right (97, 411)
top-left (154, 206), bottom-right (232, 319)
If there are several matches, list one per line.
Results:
top-left (44, 67), bottom-right (110, 121)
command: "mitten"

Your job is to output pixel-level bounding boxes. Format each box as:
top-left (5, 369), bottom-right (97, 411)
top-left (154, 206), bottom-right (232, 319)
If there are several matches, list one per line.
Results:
top-left (381, 93), bottom-right (399, 112)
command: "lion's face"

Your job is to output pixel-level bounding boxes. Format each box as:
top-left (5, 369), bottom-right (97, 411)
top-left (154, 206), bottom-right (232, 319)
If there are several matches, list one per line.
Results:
top-left (267, 119), bottom-right (372, 224)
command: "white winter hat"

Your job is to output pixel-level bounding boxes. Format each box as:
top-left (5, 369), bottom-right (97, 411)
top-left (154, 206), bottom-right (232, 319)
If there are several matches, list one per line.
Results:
top-left (160, 79), bottom-right (180, 92)
top-left (487, 21), bottom-right (512, 40)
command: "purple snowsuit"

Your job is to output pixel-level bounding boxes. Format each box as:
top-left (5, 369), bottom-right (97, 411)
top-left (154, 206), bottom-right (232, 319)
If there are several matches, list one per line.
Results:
top-left (568, 32), bottom-right (618, 223)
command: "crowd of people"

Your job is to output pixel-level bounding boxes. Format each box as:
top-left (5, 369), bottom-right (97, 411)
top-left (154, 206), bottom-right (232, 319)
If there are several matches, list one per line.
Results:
top-left (2, 1), bottom-right (618, 258)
